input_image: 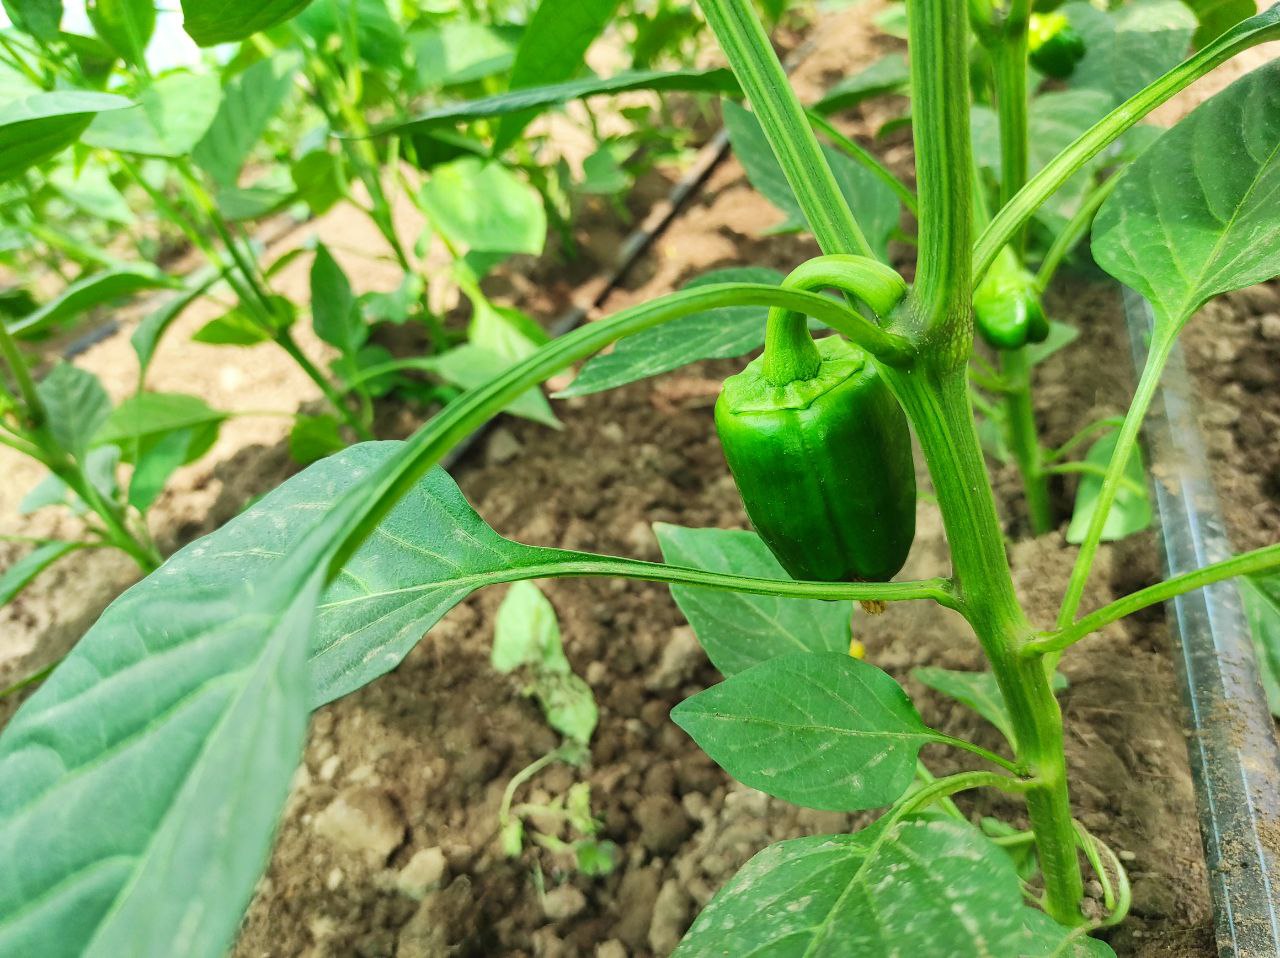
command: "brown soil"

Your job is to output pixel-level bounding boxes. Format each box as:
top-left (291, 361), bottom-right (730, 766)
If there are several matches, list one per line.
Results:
top-left (8, 4), bottom-right (1274, 957)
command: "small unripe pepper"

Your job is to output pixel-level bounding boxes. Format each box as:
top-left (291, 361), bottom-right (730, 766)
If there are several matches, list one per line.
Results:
top-left (974, 247), bottom-right (1050, 350)
top-left (715, 334), bottom-right (916, 583)
top-left (1029, 12), bottom-right (1086, 79)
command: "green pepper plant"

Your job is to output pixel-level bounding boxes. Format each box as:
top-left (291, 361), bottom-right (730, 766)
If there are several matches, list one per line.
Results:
top-left (1, 0), bottom-right (1279, 953)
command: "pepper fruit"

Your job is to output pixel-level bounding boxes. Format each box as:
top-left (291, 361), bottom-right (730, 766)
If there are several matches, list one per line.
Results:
top-left (974, 248), bottom-right (1050, 350)
top-left (715, 335), bottom-right (916, 583)
top-left (1029, 12), bottom-right (1086, 79)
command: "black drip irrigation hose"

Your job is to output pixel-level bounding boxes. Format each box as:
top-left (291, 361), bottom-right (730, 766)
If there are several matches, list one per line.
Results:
top-left (1123, 288), bottom-right (1280, 957)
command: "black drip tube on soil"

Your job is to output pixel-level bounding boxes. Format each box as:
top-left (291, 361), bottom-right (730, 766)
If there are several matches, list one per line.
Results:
top-left (1123, 288), bottom-right (1280, 957)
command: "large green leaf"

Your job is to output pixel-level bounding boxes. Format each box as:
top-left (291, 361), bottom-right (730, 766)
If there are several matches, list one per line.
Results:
top-left (723, 100), bottom-right (899, 258)
top-left (0, 509), bottom-right (331, 958)
top-left (653, 524), bottom-right (849, 677)
top-left (675, 816), bottom-right (1115, 957)
top-left (84, 71), bottom-right (223, 157)
top-left (672, 651), bottom-right (938, 810)
top-left (1066, 0), bottom-right (1197, 105)
top-left (558, 267), bottom-right (783, 397)
top-left (493, 0), bottom-right (621, 150)
top-left (181, 0), bottom-right (312, 45)
top-left (36, 363), bottom-right (113, 461)
top-left (1241, 573), bottom-right (1280, 717)
top-left (418, 158), bottom-right (545, 255)
top-left (2, 0), bottom-right (61, 39)
top-left (193, 53), bottom-right (300, 187)
top-left (7, 264), bottom-right (176, 338)
top-left (0, 90), bottom-right (131, 184)
top-left (1092, 60), bottom-right (1280, 332)
top-left (87, 0), bottom-right (155, 66)
top-left (383, 68), bottom-right (739, 135)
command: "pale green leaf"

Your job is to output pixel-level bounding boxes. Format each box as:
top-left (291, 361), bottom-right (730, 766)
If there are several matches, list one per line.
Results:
top-left (409, 22), bottom-right (520, 89)
top-left (84, 72), bottom-right (223, 157)
top-left (558, 267), bottom-right (783, 397)
top-left (429, 343), bottom-right (560, 428)
top-left (676, 816), bottom-right (1115, 957)
top-left (1066, 0), bottom-right (1196, 105)
top-left (1092, 60), bottom-right (1280, 332)
top-left (48, 163), bottom-right (134, 225)
top-left (7, 264), bottom-right (174, 339)
top-left (0, 541), bottom-right (81, 606)
top-left (653, 524), bottom-right (849, 677)
top-left (671, 651), bottom-right (935, 811)
top-left (419, 158), bottom-right (545, 256)
top-left (493, 580), bottom-right (569, 674)
top-left (193, 53), bottom-right (300, 186)
top-left (1067, 430), bottom-right (1152, 544)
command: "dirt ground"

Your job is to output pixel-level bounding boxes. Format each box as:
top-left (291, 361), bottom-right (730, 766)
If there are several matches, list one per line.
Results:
top-left (3, 3), bottom-right (1278, 957)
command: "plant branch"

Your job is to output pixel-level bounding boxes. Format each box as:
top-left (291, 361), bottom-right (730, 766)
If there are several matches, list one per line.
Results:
top-left (1029, 543), bottom-right (1280, 656)
top-left (806, 111), bottom-right (919, 214)
top-left (973, 4), bottom-right (1280, 282)
top-left (698, 0), bottom-right (873, 257)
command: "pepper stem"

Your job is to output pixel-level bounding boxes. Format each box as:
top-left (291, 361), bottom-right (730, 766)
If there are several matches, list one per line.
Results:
top-left (762, 317), bottom-right (822, 385)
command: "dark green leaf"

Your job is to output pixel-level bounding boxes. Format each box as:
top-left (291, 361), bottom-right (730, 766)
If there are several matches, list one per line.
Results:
top-left (181, 0), bottom-right (313, 45)
top-left (1093, 60), bottom-right (1280, 332)
top-left (1066, 0), bottom-right (1196, 105)
top-left (7, 264), bottom-right (174, 339)
top-left (1184, 0), bottom-right (1255, 47)
top-left (0, 541), bottom-right (81, 606)
top-left (1240, 573), bottom-right (1280, 717)
top-left (295, 0), bottom-right (401, 70)
top-left (676, 815), bottom-right (1115, 957)
top-left (672, 651), bottom-right (937, 810)
top-left (814, 54), bottom-right (910, 114)
top-left (191, 304), bottom-right (275, 345)
top-left (309, 244), bottom-right (365, 356)
top-left (382, 68), bottom-right (739, 135)
top-left (87, 0), bottom-right (155, 66)
top-left (653, 523), bottom-right (849, 677)
top-left (558, 267), bottom-right (784, 397)
top-left (494, 0), bottom-right (622, 150)
top-left (291, 149), bottom-right (344, 216)
top-left (84, 71), bottom-right (223, 157)
top-left (0, 90), bottom-right (131, 184)
top-left (193, 53), bottom-right (300, 186)
top-left (1067, 430), bottom-right (1152, 544)
top-left (723, 100), bottom-right (899, 258)
top-left (36, 363), bottom-right (112, 461)
top-left (288, 414), bottom-right (346, 464)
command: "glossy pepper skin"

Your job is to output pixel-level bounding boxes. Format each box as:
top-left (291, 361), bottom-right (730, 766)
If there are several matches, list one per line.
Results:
top-left (715, 336), bottom-right (916, 583)
top-left (974, 249), bottom-right (1050, 350)
top-left (1029, 13), bottom-right (1086, 79)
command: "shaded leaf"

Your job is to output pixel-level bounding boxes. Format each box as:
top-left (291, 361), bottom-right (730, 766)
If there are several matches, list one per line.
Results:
top-left (1066, 0), bottom-right (1196, 105)
top-left (653, 523), bottom-right (849, 677)
top-left (814, 54), bottom-right (910, 114)
top-left (36, 363), bottom-right (112, 461)
top-left (193, 53), bottom-right (300, 186)
top-left (1184, 0), bottom-right (1255, 47)
top-left (1067, 430), bottom-right (1152, 544)
top-left (310, 244), bottom-right (365, 356)
top-left (8, 264), bottom-right (174, 339)
top-left (2, 0), bottom-right (62, 39)
top-left (182, 0), bottom-right (313, 45)
top-left (914, 668), bottom-right (1068, 745)
top-left (384, 68), bottom-right (739, 135)
top-left (87, 0), bottom-right (155, 66)
top-left (671, 651), bottom-right (936, 810)
top-left (0, 90), bottom-right (130, 184)
top-left (288, 414), bottom-right (345, 465)
top-left (558, 267), bottom-right (784, 397)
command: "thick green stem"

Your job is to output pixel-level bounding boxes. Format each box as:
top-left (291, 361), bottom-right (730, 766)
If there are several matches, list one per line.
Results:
top-left (897, 4), bottom-right (1082, 919)
top-left (889, 366), bottom-right (1084, 925)
top-left (1001, 348), bottom-right (1052, 534)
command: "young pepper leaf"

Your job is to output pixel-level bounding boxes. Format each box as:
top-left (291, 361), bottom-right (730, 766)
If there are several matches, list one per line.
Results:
top-left (1240, 573), bottom-right (1280, 717)
top-left (653, 523), bottom-right (850, 677)
top-left (675, 815), bottom-right (1115, 957)
top-left (1066, 429), bottom-right (1152, 544)
top-left (672, 651), bottom-right (940, 811)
